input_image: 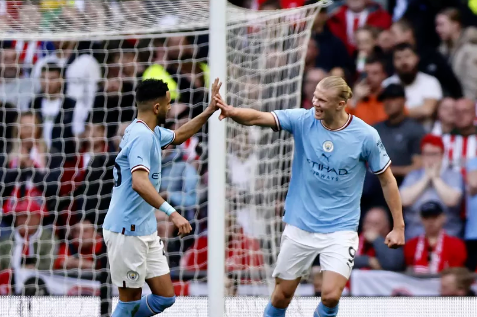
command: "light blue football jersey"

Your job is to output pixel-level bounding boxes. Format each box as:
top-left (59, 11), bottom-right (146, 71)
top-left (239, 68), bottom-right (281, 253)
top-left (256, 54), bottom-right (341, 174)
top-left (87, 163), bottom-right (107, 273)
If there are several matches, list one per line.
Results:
top-left (272, 108), bottom-right (391, 233)
top-left (103, 119), bottom-right (175, 236)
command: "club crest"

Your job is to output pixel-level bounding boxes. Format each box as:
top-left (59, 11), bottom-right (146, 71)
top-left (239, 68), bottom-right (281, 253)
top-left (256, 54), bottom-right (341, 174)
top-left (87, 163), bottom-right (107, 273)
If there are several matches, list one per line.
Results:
top-left (127, 271), bottom-right (139, 281)
top-left (322, 140), bottom-right (334, 152)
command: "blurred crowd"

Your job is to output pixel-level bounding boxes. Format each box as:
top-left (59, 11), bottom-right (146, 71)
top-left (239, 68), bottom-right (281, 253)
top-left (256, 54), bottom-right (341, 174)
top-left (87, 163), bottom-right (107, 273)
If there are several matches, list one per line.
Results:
top-left (0, 0), bottom-right (476, 298)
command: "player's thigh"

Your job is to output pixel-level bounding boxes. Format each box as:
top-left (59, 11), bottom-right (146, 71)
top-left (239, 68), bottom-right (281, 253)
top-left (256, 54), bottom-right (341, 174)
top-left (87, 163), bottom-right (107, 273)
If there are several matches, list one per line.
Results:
top-left (319, 231), bottom-right (358, 281)
top-left (273, 234), bottom-right (319, 280)
top-left (103, 230), bottom-right (148, 290)
top-left (145, 235), bottom-right (174, 297)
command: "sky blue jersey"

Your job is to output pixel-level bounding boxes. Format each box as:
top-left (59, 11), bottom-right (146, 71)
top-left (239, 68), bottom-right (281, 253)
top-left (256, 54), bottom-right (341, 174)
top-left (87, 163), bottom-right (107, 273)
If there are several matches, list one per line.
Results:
top-left (103, 119), bottom-right (175, 236)
top-left (271, 108), bottom-right (391, 233)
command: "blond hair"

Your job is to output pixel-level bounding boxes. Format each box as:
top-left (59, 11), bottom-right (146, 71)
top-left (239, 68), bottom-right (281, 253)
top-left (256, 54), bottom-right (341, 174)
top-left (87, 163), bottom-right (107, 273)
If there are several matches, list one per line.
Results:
top-left (319, 76), bottom-right (353, 102)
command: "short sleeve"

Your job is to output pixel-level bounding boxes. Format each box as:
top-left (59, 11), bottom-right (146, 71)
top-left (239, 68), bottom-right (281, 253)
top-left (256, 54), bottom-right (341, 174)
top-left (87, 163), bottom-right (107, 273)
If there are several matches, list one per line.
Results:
top-left (271, 109), bottom-right (307, 133)
top-left (423, 77), bottom-right (443, 100)
top-left (364, 128), bottom-right (391, 174)
top-left (129, 133), bottom-right (154, 173)
top-left (467, 157), bottom-right (477, 172)
top-left (155, 127), bottom-right (176, 149)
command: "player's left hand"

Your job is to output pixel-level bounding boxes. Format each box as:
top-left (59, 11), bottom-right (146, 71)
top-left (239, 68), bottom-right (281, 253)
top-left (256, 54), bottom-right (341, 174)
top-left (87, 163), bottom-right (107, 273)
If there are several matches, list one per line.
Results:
top-left (169, 212), bottom-right (193, 236)
top-left (384, 228), bottom-right (405, 249)
top-left (207, 78), bottom-right (223, 113)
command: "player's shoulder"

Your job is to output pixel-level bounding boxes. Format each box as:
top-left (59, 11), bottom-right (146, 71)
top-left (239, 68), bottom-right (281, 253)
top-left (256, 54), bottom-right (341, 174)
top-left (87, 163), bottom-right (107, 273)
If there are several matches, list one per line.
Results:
top-left (128, 120), bottom-right (154, 136)
top-left (349, 115), bottom-right (379, 138)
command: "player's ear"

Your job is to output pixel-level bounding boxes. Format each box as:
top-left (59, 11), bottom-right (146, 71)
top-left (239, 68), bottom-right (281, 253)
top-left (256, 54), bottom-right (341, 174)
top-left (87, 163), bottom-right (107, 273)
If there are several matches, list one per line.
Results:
top-left (153, 103), bottom-right (160, 113)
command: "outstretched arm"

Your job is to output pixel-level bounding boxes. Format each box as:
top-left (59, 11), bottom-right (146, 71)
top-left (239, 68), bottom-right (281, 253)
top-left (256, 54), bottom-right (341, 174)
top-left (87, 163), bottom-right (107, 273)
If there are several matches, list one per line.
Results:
top-left (172, 78), bottom-right (222, 145)
top-left (214, 94), bottom-right (277, 128)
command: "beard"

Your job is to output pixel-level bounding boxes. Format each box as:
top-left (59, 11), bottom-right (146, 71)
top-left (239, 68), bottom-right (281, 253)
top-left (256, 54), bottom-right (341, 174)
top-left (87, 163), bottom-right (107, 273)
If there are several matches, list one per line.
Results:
top-left (396, 67), bottom-right (418, 85)
top-left (156, 114), bottom-right (166, 126)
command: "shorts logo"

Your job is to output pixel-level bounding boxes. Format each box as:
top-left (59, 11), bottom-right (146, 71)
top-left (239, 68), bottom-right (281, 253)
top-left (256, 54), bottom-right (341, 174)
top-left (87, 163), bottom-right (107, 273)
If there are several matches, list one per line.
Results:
top-left (127, 271), bottom-right (139, 281)
top-left (322, 141), bottom-right (334, 152)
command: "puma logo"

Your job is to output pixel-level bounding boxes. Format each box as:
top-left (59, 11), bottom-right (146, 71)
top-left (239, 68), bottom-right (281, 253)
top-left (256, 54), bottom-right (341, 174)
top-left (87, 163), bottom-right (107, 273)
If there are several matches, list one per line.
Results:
top-left (321, 153), bottom-right (330, 162)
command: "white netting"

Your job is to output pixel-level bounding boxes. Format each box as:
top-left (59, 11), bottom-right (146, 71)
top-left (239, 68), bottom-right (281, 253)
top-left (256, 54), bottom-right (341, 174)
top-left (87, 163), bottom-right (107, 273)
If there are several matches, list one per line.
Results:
top-left (0, 0), bottom-right (328, 315)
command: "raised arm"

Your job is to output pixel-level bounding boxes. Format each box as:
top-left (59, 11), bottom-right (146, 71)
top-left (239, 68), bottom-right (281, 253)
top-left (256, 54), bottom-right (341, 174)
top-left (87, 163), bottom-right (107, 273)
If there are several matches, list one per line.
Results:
top-left (214, 94), bottom-right (277, 128)
top-left (172, 78), bottom-right (222, 145)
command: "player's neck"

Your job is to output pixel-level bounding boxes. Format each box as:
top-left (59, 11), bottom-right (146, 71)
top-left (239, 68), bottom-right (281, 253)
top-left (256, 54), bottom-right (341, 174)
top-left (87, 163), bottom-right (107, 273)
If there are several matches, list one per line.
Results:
top-left (323, 112), bottom-right (349, 130)
top-left (136, 115), bottom-right (157, 131)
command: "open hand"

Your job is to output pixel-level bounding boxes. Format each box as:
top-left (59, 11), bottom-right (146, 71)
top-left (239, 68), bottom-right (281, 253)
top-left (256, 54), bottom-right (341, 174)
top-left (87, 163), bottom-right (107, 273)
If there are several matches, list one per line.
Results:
top-left (169, 212), bottom-right (192, 236)
top-left (384, 228), bottom-right (405, 249)
top-left (214, 94), bottom-right (235, 121)
top-left (207, 78), bottom-right (223, 112)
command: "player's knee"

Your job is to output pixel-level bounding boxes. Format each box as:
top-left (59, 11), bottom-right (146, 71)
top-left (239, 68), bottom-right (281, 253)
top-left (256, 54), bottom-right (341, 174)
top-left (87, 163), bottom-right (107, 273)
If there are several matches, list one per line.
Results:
top-left (320, 286), bottom-right (341, 308)
top-left (148, 294), bottom-right (176, 313)
top-left (271, 287), bottom-right (295, 308)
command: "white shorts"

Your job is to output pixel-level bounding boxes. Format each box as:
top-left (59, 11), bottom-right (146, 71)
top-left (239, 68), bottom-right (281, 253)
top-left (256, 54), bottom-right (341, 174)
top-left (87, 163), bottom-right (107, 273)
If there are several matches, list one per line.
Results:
top-left (272, 225), bottom-right (359, 280)
top-left (103, 229), bottom-right (170, 288)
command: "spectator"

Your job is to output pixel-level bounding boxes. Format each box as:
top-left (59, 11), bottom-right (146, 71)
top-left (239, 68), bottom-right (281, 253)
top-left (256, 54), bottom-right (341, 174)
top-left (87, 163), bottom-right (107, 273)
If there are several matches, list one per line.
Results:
top-left (160, 145), bottom-right (200, 211)
top-left (431, 98), bottom-right (456, 136)
top-left (348, 56), bottom-right (388, 126)
top-left (0, 40), bottom-right (36, 111)
top-left (383, 43), bottom-right (443, 125)
top-left (440, 267), bottom-right (476, 296)
top-left (312, 7), bottom-right (354, 73)
top-left (373, 83), bottom-right (425, 184)
top-left (1, 112), bottom-right (61, 206)
top-left (354, 207), bottom-right (405, 271)
top-left (0, 197), bottom-right (57, 271)
top-left (390, 19), bottom-right (463, 99)
top-left (90, 76), bottom-right (135, 139)
top-left (404, 201), bottom-right (467, 274)
top-left (302, 68), bottom-right (328, 109)
top-left (54, 219), bottom-right (106, 270)
top-left (327, 0), bottom-right (391, 56)
top-left (30, 63), bottom-right (77, 155)
top-left (143, 36), bottom-right (209, 107)
top-left (0, 100), bottom-right (18, 157)
top-left (436, 8), bottom-right (477, 100)
top-left (442, 98), bottom-right (477, 174)
top-left (180, 213), bottom-right (264, 272)
top-left (465, 157), bottom-right (477, 272)
top-left (305, 38), bottom-right (319, 73)
top-left (400, 134), bottom-right (464, 240)
top-left (354, 26), bottom-right (382, 75)
top-left (31, 41), bottom-right (75, 83)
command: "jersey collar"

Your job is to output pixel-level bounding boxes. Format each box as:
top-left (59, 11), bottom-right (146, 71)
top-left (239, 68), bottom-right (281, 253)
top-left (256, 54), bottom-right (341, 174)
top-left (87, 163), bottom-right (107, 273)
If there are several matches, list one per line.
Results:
top-left (136, 119), bottom-right (154, 133)
top-left (321, 114), bottom-right (353, 132)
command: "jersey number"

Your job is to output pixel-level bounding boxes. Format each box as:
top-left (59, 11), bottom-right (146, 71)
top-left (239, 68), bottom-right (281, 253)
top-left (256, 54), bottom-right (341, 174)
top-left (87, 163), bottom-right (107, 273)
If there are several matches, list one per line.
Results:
top-left (347, 246), bottom-right (356, 268)
top-left (114, 162), bottom-right (122, 187)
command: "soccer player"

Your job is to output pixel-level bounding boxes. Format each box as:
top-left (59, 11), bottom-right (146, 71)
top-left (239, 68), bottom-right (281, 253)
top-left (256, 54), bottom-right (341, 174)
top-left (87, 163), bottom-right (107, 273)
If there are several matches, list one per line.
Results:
top-left (214, 76), bottom-right (405, 317)
top-left (103, 78), bottom-right (222, 317)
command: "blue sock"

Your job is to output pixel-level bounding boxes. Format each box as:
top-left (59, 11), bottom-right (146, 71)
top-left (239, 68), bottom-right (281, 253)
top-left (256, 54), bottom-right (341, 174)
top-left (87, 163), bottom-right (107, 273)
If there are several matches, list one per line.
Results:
top-left (112, 300), bottom-right (141, 317)
top-left (135, 294), bottom-right (176, 316)
top-left (263, 301), bottom-right (287, 317)
top-left (314, 302), bottom-right (339, 317)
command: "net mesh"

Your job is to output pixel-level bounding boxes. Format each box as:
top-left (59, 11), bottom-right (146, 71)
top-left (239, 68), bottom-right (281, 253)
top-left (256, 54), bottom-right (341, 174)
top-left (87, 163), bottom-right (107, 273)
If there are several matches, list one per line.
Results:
top-left (0, 0), bottom-right (328, 314)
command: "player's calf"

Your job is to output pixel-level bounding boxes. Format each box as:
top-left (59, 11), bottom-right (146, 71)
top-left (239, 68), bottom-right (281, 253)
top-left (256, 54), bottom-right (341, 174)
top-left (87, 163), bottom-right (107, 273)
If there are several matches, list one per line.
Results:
top-left (136, 294), bottom-right (176, 316)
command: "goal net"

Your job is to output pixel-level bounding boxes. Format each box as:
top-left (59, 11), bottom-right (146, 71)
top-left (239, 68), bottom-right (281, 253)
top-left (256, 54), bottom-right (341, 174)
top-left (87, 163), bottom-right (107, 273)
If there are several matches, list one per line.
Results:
top-left (0, 0), bottom-right (328, 315)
